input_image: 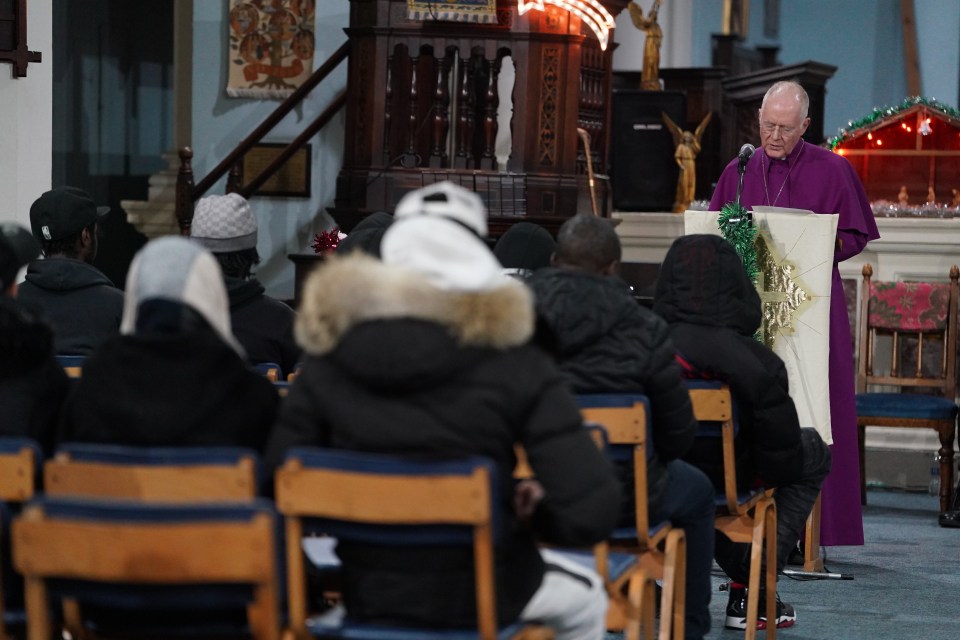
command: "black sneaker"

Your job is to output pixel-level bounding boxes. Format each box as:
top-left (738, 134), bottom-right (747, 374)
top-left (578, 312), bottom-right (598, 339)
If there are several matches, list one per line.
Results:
top-left (724, 582), bottom-right (798, 630)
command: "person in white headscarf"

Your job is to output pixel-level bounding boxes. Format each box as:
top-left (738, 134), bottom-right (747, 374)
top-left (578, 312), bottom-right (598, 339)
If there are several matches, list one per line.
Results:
top-left (60, 236), bottom-right (278, 451)
top-left (264, 182), bottom-right (619, 639)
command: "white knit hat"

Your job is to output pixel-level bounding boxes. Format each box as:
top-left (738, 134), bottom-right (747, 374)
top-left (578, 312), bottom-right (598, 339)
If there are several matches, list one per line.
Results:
top-left (382, 182), bottom-right (506, 292)
top-left (190, 193), bottom-right (258, 253)
top-left (121, 236), bottom-right (244, 356)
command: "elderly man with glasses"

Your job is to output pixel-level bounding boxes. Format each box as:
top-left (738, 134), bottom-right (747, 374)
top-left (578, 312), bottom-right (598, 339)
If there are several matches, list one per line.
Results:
top-left (708, 81), bottom-right (880, 552)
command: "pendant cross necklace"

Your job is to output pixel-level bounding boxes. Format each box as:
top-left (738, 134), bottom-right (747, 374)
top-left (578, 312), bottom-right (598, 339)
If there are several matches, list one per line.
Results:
top-left (762, 139), bottom-right (805, 207)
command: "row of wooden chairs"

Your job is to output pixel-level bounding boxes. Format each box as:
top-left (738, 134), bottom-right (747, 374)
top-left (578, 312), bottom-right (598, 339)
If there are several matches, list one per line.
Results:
top-left (1, 439), bottom-right (556, 640)
top-left (1, 382), bottom-right (787, 640)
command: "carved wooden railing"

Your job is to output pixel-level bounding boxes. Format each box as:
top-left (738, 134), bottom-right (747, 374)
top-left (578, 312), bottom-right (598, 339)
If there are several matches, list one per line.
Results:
top-left (175, 41), bottom-right (350, 234)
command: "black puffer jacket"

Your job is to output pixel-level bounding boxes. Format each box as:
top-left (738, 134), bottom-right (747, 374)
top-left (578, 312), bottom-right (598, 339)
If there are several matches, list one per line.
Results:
top-left (527, 267), bottom-right (698, 520)
top-left (265, 254), bottom-right (620, 629)
top-left (17, 258), bottom-right (123, 356)
top-left (60, 326), bottom-right (279, 452)
top-left (0, 296), bottom-right (69, 454)
top-left (653, 234), bottom-right (803, 490)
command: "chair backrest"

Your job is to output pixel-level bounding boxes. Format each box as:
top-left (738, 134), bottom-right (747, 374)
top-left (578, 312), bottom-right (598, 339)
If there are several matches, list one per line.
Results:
top-left (0, 438), bottom-right (43, 635)
top-left (12, 497), bottom-right (281, 640)
top-left (274, 448), bottom-right (500, 640)
top-left (683, 380), bottom-right (742, 513)
top-left (0, 438), bottom-right (42, 503)
top-left (576, 394), bottom-right (652, 540)
top-left (856, 263), bottom-right (960, 397)
top-left (44, 443), bottom-right (261, 502)
top-left (254, 362), bottom-right (282, 382)
top-left (54, 355), bottom-right (86, 379)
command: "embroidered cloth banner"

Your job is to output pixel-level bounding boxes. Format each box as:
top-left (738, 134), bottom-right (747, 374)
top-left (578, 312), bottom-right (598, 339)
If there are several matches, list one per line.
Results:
top-left (227, 0), bottom-right (316, 99)
top-left (869, 281), bottom-right (951, 331)
top-left (685, 208), bottom-right (838, 444)
top-left (407, 0), bottom-right (497, 24)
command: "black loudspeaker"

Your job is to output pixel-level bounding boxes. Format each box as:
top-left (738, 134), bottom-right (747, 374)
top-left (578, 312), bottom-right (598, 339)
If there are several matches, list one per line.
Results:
top-left (610, 90), bottom-right (686, 212)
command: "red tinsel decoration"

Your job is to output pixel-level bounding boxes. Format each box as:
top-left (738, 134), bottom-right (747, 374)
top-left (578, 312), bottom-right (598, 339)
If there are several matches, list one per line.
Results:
top-left (312, 226), bottom-right (342, 254)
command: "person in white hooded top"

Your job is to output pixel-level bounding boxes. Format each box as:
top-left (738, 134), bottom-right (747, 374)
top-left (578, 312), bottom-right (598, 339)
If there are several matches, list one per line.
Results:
top-left (59, 236), bottom-right (278, 451)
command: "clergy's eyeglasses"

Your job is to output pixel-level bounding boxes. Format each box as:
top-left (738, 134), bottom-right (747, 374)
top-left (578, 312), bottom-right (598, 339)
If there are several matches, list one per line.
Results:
top-left (760, 121), bottom-right (798, 136)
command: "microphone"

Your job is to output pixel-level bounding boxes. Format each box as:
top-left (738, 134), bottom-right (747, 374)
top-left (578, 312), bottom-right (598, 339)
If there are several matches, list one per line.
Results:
top-left (738, 143), bottom-right (755, 171)
top-left (735, 143), bottom-right (755, 215)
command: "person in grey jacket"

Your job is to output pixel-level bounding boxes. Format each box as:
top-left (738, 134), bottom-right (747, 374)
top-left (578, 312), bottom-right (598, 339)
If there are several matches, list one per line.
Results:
top-left (17, 187), bottom-right (123, 355)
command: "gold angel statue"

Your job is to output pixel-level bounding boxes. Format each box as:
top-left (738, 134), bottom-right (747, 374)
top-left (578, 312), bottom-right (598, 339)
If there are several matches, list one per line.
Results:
top-left (662, 111), bottom-right (712, 212)
top-left (629, 0), bottom-right (663, 91)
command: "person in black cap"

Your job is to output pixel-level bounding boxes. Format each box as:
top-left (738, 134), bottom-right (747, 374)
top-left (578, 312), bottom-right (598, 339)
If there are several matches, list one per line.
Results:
top-left (0, 222), bottom-right (69, 453)
top-left (17, 187), bottom-right (124, 355)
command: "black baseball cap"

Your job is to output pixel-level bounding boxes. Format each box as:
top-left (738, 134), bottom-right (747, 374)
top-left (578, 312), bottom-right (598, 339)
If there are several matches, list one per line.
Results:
top-left (0, 223), bottom-right (40, 291)
top-left (29, 187), bottom-right (110, 243)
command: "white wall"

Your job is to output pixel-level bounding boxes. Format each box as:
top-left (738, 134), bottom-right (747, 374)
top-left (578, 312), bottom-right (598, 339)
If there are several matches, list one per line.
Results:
top-left (0, 0), bottom-right (52, 229)
top-left (190, 1), bottom-right (348, 299)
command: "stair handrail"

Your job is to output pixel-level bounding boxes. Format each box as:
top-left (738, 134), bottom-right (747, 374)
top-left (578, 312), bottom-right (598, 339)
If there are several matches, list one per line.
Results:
top-left (176, 41), bottom-right (350, 233)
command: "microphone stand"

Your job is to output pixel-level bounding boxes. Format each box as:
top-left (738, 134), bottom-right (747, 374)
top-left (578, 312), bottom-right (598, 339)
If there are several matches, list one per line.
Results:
top-left (735, 156), bottom-right (750, 223)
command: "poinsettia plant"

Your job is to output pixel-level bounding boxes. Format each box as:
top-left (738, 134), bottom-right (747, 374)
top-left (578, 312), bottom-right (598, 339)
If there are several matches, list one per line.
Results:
top-left (312, 226), bottom-right (346, 254)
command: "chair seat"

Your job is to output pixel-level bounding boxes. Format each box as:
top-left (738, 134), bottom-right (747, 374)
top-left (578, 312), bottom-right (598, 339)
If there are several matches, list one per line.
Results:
top-left (608, 519), bottom-right (670, 546)
top-left (856, 392), bottom-right (958, 420)
top-left (551, 548), bottom-right (637, 584)
top-left (307, 619), bottom-right (529, 639)
top-left (715, 486), bottom-right (770, 510)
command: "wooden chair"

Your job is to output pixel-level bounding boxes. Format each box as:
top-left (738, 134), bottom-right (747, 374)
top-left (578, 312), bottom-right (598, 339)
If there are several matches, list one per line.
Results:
top-left (12, 497), bottom-right (282, 640)
top-left (578, 394), bottom-right (686, 640)
top-left (44, 443), bottom-right (261, 502)
top-left (685, 381), bottom-right (778, 640)
top-left (514, 426), bottom-right (644, 640)
top-left (54, 355), bottom-right (85, 379)
top-left (255, 362), bottom-right (283, 383)
top-left (0, 438), bottom-right (42, 640)
top-left (856, 263), bottom-right (959, 513)
top-left (275, 447), bottom-right (553, 640)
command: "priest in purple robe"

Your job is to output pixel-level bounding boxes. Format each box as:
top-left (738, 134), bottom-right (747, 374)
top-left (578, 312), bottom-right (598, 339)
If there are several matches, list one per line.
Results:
top-left (709, 80), bottom-right (880, 547)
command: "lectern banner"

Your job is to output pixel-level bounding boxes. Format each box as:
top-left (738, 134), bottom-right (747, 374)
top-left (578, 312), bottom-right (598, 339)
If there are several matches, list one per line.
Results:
top-left (683, 208), bottom-right (838, 444)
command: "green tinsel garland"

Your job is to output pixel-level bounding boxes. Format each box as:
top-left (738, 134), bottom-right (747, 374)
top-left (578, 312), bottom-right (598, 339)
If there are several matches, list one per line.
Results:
top-left (718, 202), bottom-right (759, 285)
top-left (827, 96), bottom-right (960, 150)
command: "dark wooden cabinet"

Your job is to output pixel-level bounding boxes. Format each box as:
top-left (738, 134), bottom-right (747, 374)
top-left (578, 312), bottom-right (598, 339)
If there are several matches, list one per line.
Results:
top-left (332, 0), bottom-right (631, 234)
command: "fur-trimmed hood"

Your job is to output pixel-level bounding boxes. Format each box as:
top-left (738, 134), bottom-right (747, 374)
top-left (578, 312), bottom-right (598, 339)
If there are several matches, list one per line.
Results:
top-left (296, 252), bottom-right (534, 356)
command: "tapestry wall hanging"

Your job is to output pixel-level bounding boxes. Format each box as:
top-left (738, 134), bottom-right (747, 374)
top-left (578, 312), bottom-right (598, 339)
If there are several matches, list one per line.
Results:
top-left (407, 0), bottom-right (497, 24)
top-left (227, 0), bottom-right (316, 99)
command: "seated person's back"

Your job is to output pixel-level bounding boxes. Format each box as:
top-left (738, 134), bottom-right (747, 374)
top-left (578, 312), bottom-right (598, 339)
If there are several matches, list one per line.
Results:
top-left (653, 233), bottom-right (831, 631)
top-left (17, 187), bottom-right (124, 356)
top-left (60, 237), bottom-right (279, 451)
top-left (189, 193), bottom-right (301, 376)
top-left (652, 234), bottom-right (803, 490)
top-left (527, 214), bottom-right (716, 640)
top-left (0, 223), bottom-right (69, 455)
top-left (265, 184), bottom-right (620, 638)
top-left (527, 214), bottom-right (698, 517)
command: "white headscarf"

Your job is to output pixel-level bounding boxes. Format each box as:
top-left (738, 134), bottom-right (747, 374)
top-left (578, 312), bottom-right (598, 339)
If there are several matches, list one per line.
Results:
top-left (121, 236), bottom-right (244, 356)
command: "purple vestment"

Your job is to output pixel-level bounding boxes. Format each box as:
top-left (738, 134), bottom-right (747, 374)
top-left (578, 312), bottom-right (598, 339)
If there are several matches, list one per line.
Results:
top-left (710, 140), bottom-right (880, 546)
